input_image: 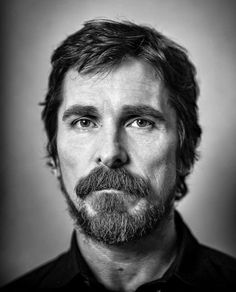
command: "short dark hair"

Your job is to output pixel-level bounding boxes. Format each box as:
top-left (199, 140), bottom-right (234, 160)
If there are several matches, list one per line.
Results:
top-left (41, 19), bottom-right (202, 200)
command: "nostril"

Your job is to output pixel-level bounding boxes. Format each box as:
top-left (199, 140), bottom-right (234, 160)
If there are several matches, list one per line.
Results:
top-left (98, 156), bottom-right (120, 169)
top-left (110, 157), bottom-right (124, 169)
top-left (97, 151), bottom-right (129, 169)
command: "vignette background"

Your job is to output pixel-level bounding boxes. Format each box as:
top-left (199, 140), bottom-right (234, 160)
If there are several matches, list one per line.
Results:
top-left (1, 0), bottom-right (236, 285)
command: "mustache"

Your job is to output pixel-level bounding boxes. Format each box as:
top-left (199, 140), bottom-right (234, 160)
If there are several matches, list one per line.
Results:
top-left (75, 167), bottom-right (152, 199)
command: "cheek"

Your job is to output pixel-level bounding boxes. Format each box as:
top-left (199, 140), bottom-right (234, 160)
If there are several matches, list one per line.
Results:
top-left (57, 136), bottom-right (79, 169)
top-left (57, 135), bottom-right (91, 194)
top-left (145, 139), bottom-right (177, 192)
top-left (57, 128), bottom-right (95, 165)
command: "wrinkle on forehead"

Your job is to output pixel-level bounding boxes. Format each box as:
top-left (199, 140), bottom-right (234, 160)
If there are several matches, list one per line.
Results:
top-left (61, 59), bottom-right (173, 120)
top-left (64, 59), bottom-right (161, 94)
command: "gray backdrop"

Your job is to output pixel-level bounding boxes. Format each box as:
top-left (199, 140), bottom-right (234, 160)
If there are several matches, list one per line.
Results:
top-left (1, 0), bottom-right (236, 286)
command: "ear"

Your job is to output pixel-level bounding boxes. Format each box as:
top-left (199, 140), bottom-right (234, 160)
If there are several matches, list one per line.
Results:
top-left (48, 158), bottom-right (61, 178)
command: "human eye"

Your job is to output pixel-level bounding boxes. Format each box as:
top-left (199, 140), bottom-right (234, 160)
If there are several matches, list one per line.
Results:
top-left (70, 118), bottom-right (98, 129)
top-left (128, 118), bottom-right (155, 129)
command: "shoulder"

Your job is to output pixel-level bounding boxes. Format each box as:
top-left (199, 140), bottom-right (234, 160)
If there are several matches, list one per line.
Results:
top-left (175, 212), bottom-right (236, 288)
top-left (2, 251), bottom-right (75, 289)
top-left (187, 241), bottom-right (236, 289)
top-left (2, 231), bottom-right (87, 289)
top-left (199, 243), bottom-right (236, 282)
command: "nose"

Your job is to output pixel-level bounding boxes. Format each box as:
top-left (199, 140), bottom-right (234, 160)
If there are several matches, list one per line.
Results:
top-left (96, 127), bottom-right (129, 169)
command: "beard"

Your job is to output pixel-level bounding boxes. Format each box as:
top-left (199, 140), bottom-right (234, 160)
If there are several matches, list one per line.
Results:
top-left (60, 167), bottom-right (175, 246)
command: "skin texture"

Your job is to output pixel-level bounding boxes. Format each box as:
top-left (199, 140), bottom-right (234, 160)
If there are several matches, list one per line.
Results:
top-left (56, 58), bottom-right (179, 291)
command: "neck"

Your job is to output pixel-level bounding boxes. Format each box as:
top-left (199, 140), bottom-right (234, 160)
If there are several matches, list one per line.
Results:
top-left (76, 210), bottom-right (177, 292)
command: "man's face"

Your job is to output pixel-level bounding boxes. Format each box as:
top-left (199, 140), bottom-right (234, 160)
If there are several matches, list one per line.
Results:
top-left (56, 58), bottom-right (178, 244)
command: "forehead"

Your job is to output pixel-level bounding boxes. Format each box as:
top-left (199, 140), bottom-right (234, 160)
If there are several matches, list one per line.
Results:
top-left (60, 59), bottom-right (172, 114)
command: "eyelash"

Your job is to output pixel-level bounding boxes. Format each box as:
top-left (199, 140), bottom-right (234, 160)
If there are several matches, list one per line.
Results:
top-left (127, 119), bottom-right (155, 129)
top-left (70, 117), bottom-right (155, 130)
top-left (70, 118), bottom-right (97, 129)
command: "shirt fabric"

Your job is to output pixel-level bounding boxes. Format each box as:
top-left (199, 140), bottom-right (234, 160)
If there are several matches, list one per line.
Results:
top-left (4, 211), bottom-right (236, 291)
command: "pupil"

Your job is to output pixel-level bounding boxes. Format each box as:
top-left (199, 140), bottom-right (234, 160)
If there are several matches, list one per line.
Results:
top-left (138, 119), bottom-right (146, 126)
top-left (82, 119), bottom-right (89, 126)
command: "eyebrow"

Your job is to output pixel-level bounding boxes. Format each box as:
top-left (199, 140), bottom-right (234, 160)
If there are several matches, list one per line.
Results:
top-left (62, 104), bottom-right (165, 121)
top-left (62, 105), bottom-right (100, 121)
top-left (121, 105), bottom-right (165, 121)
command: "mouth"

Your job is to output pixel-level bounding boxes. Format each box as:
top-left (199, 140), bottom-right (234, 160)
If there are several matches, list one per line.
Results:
top-left (89, 189), bottom-right (144, 209)
top-left (92, 189), bottom-right (125, 195)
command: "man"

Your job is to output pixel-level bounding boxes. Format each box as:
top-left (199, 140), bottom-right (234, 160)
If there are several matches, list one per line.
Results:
top-left (5, 19), bottom-right (236, 290)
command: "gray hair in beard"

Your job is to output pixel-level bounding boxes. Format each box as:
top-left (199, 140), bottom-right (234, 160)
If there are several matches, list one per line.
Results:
top-left (60, 167), bottom-right (175, 245)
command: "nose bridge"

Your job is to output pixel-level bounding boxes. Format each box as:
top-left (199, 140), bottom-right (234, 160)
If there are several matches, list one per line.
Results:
top-left (101, 121), bottom-right (121, 156)
top-left (97, 121), bottom-right (128, 168)
top-left (104, 122), bottom-right (118, 148)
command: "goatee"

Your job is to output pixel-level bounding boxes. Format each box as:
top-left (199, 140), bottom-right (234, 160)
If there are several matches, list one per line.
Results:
top-left (60, 167), bottom-right (175, 245)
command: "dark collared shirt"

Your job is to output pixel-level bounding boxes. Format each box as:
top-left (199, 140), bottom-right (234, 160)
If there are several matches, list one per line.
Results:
top-left (4, 212), bottom-right (236, 291)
